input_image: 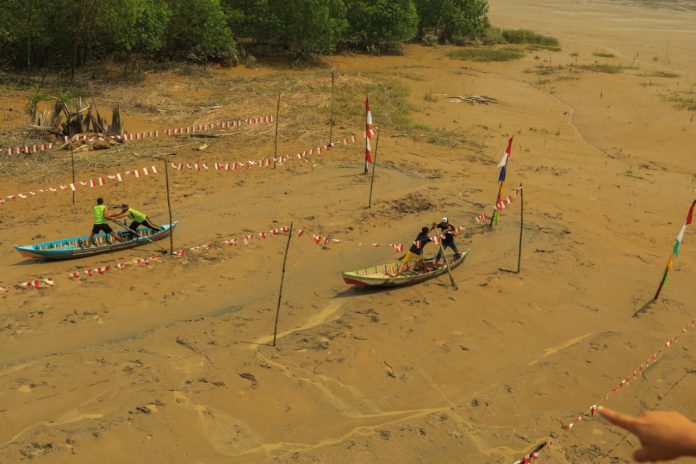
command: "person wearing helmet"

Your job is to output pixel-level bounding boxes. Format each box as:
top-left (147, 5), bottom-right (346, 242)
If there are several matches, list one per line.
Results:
top-left (431, 217), bottom-right (461, 266)
top-left (109, 204), bottom-right (162, 239)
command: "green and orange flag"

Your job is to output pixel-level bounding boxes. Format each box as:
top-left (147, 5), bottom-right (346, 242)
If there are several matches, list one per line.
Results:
top-left (654, 199), bottom-right (696, 300)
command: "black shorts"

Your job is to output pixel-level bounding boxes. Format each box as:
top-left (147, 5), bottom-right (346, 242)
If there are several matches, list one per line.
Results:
top-left (92, 223), bottom-right (113, 234)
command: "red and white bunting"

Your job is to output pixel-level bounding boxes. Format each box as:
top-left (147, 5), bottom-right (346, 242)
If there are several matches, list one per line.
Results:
top-left (512, 317), bottom-right (696, 464)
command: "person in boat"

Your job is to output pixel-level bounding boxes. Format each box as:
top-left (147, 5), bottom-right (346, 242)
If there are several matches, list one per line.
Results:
top-left (109, 204), bottom-right (162, 239)
top-left (392, 226), bottom-right (432, 275)
top-left (432, 217), bottom-right (461, 266)
top-left (87, 197), bottom-right (123, 247)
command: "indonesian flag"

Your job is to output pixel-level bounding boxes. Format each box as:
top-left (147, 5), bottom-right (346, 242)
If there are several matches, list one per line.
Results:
top-left (365, 97), bottom-right (373, 173)
top-left (497, 136), bottom-right (513, 182)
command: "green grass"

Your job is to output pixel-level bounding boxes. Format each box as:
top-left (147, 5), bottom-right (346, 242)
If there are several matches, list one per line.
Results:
top-left (592, 51), bottom-right (615, 58)
top-left (423, 90), bottom-right (438, 102)
top-left (502, 29), bottom-right (559, 47)
top-left (641, 70), bottom-right (680, 78)
top-left (448, 47), bottom-right (525, 62)
top-left (664, 91), bottom-right (696, 111)
top-left (483, 27), bottom-right (560, 50)
top-left (576, 64), bottom-right (627, 74)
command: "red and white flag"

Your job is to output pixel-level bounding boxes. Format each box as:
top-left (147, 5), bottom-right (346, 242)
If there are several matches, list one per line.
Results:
top-left (364, 97), bottom-right (373, 173)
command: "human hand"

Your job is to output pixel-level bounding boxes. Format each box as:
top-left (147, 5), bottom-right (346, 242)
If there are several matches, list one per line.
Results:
top-left (599, 406), bottom-right (696, 462)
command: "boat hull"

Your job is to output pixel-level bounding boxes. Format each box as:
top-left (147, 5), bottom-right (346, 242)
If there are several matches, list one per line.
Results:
top-left (341, 251), bottom-right (468, 287)
top-left (14, 223), bottom-right (177, 260)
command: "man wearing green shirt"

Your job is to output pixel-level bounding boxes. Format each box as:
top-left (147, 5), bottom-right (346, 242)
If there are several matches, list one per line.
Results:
top-left (87, 197), bottom-right (123, 247)
top-left (110, 204), bottom-right (162, 239)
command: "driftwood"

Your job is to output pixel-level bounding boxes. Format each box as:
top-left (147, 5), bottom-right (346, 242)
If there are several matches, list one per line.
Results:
top-left (447, 95), bottom-right (497, 105)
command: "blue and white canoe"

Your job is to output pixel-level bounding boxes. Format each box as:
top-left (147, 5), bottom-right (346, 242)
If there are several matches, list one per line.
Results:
top-left (15, 223), bottom-right (177, 260)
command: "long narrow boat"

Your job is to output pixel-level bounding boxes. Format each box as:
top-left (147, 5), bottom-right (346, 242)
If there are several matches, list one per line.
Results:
top-left (341, 251), bottom-right (468, 287)
top-left (15, 223), bottom-right (177, 260)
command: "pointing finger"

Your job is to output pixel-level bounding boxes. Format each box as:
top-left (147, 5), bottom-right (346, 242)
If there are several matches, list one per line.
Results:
top-left (598, 406), bottom-right (640, 434)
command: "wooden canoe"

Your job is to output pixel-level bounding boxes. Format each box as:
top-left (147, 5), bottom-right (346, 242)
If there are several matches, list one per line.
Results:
top-left (15, 223), bottom-right (177, 260)
top-left (341, 251), bottom-right (468, 287)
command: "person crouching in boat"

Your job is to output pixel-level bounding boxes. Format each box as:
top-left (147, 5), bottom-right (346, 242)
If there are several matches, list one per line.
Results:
top-left (87, 197), bottom-right (124, 247)
top-left (432, 217), bottom-right (461, 267)
top-left (109, 204), bottom-right (162, 239)
top-left (391, 226), bottom-right (432, 276)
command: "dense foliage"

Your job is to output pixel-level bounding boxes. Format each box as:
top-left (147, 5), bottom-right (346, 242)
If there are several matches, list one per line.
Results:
top-left (0, 0), bottom-right (490, 70)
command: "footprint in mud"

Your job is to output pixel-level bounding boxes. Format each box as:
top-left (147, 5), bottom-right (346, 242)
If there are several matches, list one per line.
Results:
top-left (172, 390), bottom-right (263, 456)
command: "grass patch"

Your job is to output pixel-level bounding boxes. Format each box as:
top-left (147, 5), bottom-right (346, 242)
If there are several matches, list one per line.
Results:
top-left (524, 65), bottom-right (558, 76)
top-left (663, 90), bottom-right (696, 111)
top-left (641, 70), bottom-right (680, 78)
top-left (448, 47), bottom-right (525, 62)
top-left (483, 27), bottom-right (560, 50)
top-left (592, 51), bottom-right (615, 58)
top-left (423, 90), bottom-right (438, 102)
top-left (576, 64), bottom-right (627, 74)
top-left (502, 29), bottom-right (559, 47)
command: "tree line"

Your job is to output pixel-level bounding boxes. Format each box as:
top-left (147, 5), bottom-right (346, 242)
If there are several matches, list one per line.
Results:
top-left (0, 0), bottom-right (489, 72)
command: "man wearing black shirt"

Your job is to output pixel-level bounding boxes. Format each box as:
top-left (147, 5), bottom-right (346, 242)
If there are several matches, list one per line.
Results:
top-left (432, 217), bottom-right (461, 266)
top-left (392, 226), bottom-right (432, 275)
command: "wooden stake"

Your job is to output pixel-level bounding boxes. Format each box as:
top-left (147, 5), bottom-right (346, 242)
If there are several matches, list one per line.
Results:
top-left (272, 92), bottom-right (281, 169)
top-left (517, 184), bottom-right (524, 273)
top-left (272, 222), bottom-right (294, 347)
top-left (164, 160), bottom-right (174, 254)
top-left (367, 127), bottom-right (381, 208)
top-left (328, 70), bottom-right (335, 148)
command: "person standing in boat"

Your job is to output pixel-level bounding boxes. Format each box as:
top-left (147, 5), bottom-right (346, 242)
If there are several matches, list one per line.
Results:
top-left (86, 198), bottom-right (123, 247)
top-left (431, 217), bottom-right (461, 267)
top-left (109, 204), bottom-right (162, 239)
top-left (392, 226), bottom-right (432, 275)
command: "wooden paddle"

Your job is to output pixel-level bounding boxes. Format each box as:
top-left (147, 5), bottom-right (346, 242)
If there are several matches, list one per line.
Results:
top-left (112, 220), bottom-right (168, 254)
top-left (432, 228), bottom-right (458, 290)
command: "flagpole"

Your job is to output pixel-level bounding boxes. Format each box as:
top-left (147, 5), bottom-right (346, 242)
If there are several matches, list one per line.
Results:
top-left (516, 184), bottom-right (524, 273)
top-left (490, 136), bottom-right (513, 227)
top-left (364, 95), bottom-right (371, 175)
top-left (367, 127), bottom-right (381, 208)
top-left (653, 199), bottom-right (696, 300)
top-left (489, 182), bottom-right (503, 227)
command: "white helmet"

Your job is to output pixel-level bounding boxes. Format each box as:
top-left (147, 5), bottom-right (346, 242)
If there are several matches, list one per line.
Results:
top-left (441, 217), bottom-right (448, 223)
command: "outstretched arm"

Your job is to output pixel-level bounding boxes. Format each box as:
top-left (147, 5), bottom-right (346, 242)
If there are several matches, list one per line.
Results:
top-left (599, 406), bottom-right (696, 462)
top-left (107, 209), bottom-right (127, 220)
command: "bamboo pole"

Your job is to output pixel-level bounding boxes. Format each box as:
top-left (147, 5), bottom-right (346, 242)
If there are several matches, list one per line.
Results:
top-left (328, 70), bottom-right (335, 149)
top-left (164, 160), bottom-right (174, 254)
top-left (272, 92), bottom-right (281, 169)
top-left (517, 184), bottom-right (524, 273)
top-left (434, 231), bottom-right (458, 290)
top-left (367, 127), bottom-right (381, 208)
top-left (273, 222), bottom-right (294, 347)
top-left (489, 182), bottom-right (503, 227)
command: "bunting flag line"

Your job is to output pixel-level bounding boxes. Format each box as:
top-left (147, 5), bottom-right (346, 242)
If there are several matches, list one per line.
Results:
top-left (512, 317), bottom-right (696, 464)
top-left (1, 134), bottom-right (363, 207)
top-left (1, 116), bottom-right (273, 159)
top-left (1, 164), bottom-right (160, 206)
top-left (1, 220), bottom-right (471, 293)
top-left (1, 187), bottom-right (520, 292)
top-left (653, 199), bottom-right (696, 300)
top-left (364, 97), bottom-right (373, 174)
